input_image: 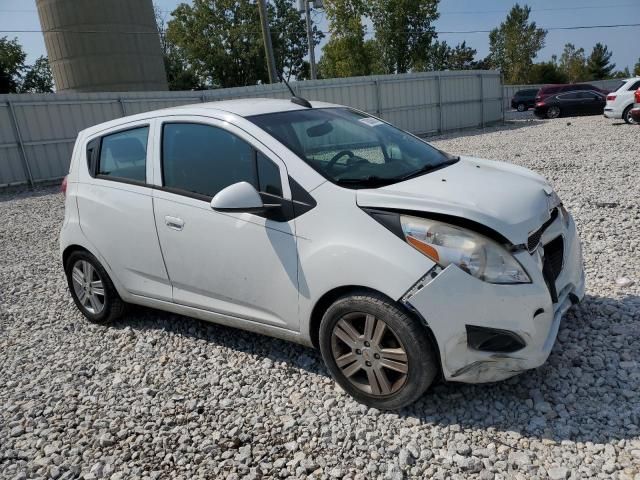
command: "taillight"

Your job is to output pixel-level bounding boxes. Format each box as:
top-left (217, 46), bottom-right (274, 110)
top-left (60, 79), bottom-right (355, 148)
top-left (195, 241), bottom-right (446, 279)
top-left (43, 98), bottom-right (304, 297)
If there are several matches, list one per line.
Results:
top-left (635, 90), bottom-right (640, 103)
top-left (61, 175), bottom-right (68, 197)
top-left (535, 102), bottom-right (545, 107)
top-left (607, 94), bottom-right (616, 101)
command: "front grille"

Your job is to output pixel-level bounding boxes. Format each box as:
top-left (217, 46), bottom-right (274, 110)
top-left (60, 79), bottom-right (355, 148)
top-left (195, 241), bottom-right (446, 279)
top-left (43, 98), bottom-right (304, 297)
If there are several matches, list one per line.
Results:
top-left (541, 235), bottom-right (564, 303)
top-left (544, 236), bottom-right (564, 281)
top-left (527, 208), bottom-right (558, 252)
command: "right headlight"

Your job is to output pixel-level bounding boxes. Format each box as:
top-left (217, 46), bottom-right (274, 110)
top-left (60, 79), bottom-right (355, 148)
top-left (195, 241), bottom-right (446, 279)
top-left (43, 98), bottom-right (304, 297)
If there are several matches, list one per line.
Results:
top-left (400, 215), bottom-right (531, 284)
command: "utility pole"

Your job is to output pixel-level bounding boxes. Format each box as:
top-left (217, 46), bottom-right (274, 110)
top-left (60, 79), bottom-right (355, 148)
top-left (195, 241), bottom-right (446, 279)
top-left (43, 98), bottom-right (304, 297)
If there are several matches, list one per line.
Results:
top-left (257, 0), bottom-right (278, 84)
top-left (304, 2), bottom-right (317, 80)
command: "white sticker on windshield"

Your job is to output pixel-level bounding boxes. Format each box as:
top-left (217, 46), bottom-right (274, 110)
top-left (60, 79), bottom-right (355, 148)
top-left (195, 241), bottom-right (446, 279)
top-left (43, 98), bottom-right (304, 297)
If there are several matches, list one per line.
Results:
top-left (359, 117), bottom-right (384, 127)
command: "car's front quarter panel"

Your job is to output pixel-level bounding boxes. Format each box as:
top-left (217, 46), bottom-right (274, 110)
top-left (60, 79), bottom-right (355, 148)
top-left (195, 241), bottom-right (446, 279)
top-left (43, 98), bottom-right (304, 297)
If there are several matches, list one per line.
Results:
top-left (296, 182), bottom-right (435, 340)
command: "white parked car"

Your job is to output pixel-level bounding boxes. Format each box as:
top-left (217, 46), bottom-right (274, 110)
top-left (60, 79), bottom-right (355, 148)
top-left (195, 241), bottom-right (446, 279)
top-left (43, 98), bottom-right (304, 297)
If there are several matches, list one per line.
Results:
top-left (604, 77), bottom-right (640, 124)
top-left (60, 98), bottom-right (585, 409)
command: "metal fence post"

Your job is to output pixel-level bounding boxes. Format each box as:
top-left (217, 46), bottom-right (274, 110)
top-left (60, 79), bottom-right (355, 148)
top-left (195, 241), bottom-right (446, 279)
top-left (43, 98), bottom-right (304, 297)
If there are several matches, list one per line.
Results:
top-left (118, 97), bottom-right (127, 116)
top-left (374, 79), bottom-right (382, 117)
top-left (501, 72), bottom-right (506, 124)
top-left (437, 75), bottom-right (443, 133)
top-left (479, 74), bottom-right (485, 128)
top-left (7, 101), bottom-right (34, 187)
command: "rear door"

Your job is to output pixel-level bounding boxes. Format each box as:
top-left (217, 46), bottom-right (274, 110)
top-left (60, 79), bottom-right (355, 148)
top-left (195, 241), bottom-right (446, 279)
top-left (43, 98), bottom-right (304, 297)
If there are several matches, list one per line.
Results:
top-left (557, 92), bottom-right (581, 115)
top-left (76, 120), bottom-right (172, 301)
top-left (150, 116), bottom-right (300, 330)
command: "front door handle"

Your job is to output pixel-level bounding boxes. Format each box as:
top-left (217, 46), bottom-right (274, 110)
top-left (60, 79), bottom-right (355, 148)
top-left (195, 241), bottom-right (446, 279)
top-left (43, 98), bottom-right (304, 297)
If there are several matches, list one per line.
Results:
top-left (165, 216), bottom-right (184, 231)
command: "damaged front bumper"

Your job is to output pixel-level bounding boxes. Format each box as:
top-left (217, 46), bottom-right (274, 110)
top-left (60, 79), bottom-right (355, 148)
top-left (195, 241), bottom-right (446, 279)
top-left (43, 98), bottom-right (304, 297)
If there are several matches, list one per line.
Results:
top-left (403, 211), bottom-right (585, 383)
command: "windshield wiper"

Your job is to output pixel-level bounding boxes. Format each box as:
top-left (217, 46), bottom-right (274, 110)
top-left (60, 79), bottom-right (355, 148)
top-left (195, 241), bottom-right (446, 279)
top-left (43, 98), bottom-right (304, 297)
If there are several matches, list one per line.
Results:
top-left (335, 176), bottom-right (397, 187)
top-left (394, 157), bottom-right (460, 182)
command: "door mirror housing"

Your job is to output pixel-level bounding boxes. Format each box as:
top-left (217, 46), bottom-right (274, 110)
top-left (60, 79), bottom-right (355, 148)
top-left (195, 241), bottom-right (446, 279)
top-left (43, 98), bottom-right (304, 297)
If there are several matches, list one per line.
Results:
top-left (211, 182), bottom-right (265, 213)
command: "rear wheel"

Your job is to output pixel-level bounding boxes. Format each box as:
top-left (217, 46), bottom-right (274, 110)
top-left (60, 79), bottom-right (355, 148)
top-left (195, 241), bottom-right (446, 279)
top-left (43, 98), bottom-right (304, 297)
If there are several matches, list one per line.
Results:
top-left (623, 105), bottom-right (637, 125)
top-left (319, 291), bottom-right (438, 409)
top-left (517, 103), bottom-right (526, 112)
top-left (547, 106), bottom-right (561, 119)
top-left (65, 250), bottom-right (125, 324)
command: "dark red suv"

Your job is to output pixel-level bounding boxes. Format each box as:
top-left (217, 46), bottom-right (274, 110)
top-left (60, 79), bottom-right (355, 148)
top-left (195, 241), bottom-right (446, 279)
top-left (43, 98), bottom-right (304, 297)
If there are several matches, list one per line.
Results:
top-left (535, 84), bottom-right (609, 103)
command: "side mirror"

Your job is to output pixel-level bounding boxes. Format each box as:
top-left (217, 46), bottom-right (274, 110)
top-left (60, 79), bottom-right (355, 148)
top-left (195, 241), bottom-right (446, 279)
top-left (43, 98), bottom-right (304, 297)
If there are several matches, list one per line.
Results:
top-left (211, 182), bottom-right (264, 213)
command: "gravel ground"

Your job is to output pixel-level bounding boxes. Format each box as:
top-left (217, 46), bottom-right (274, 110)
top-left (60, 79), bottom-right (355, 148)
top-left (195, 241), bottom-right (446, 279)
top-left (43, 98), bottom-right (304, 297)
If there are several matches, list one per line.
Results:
top-left (1, 115), bottom-right (639, 480)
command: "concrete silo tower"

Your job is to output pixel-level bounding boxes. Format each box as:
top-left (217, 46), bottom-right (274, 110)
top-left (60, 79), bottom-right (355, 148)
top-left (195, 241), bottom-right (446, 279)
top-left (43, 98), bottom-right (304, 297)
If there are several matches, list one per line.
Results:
top-left (36, 0), bottom-right (168, 92)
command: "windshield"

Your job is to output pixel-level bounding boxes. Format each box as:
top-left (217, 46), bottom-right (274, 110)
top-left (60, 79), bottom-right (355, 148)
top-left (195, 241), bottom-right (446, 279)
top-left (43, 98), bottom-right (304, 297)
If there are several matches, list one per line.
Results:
top-left (247, 107), bottom-right (455, 188)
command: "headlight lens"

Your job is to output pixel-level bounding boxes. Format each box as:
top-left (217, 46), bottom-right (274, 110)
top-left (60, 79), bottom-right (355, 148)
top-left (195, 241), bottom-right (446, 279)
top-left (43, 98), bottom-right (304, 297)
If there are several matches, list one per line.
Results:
top-left (400, 215), bottom-right (531, 284)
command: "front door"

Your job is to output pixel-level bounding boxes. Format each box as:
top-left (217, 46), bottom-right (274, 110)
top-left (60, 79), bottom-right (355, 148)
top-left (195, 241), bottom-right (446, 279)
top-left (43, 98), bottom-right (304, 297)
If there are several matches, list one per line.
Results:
top-left (151, 119), bottom-right (300, 330)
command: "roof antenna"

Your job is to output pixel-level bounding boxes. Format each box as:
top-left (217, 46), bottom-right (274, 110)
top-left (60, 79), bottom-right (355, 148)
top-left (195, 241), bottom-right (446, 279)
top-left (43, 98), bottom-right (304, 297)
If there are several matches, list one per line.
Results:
top-left (278, 72), bottom-right (312, 108)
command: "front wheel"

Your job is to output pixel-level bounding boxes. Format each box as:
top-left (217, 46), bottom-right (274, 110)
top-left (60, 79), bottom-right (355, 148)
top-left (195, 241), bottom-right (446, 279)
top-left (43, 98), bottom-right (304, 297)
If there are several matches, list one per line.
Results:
top-left (65, 250), bottom-right (125, 324)
top-left (623, 105), bottom-right (637, 125)
top-left (319, 292), bottom-right (438, 409)
top-left (517, 103), bottom-right (526, 112)
top-left (547, 106), bottom-right (561, 119)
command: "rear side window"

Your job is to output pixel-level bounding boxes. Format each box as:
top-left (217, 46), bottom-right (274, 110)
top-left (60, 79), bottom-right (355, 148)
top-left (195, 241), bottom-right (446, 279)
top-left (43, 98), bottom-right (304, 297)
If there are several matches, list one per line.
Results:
top-left (162, 123), bottom-right (282, 199)
top-left (98, 127), bottom-right (149, 182)
top-left (629, 80), bottom-right (640, 91)
top-left (558, 92), bottom-right (579, 100)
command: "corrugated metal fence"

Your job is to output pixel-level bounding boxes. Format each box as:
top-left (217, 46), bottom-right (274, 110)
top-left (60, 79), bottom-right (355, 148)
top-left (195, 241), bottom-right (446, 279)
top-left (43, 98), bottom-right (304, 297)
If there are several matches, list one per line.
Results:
top-left (0, 70), bottom-right (503, 188)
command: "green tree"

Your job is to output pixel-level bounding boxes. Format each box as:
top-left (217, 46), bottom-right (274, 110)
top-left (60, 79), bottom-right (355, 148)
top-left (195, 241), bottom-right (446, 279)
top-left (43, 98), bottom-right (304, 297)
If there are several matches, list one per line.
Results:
top-left (270, 0), bottom-right (323, 80)
top-left (369, 0), bottom-right (439, 74)
top-left (633, 58), bottom-right (640, 76)
top-left (487, 4), bottom-right (546, 84)
top-left (587, 43), bottom-right (615, 80)
top-left (167, 0), bottom-right (315, 88)
top-left (0, 36), bottom-right (26, 93)
top-left (22, 56), bottom-right (54, 93)
top-left (319, 0), bottom-right (373, 78)
top-left (529, 61), bottom-right (567, 84)
top-left (611, 67), bottom-right (631, 79)
top-left (416, 40), bottom-right (478, 71)
top-left (155, 5), bottom-right (203, 90)
top-left (559, 43), bottom-right (587, 82)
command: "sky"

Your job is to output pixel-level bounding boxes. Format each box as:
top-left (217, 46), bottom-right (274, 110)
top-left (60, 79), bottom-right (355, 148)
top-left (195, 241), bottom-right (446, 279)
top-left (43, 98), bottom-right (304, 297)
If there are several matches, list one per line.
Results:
top-left (1, 0), bottom-right (639, 73)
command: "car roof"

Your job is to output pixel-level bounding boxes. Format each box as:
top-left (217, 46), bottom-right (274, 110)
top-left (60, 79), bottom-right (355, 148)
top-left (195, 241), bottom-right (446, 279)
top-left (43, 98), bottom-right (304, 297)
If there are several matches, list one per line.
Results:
top-left (80, 98), bottom-right (342, 137)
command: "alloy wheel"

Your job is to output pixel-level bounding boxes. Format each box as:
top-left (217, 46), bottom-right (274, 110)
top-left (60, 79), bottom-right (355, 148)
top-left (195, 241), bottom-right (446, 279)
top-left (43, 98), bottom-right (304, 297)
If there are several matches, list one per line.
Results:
top-left (625, 109), bottom-right (638, 125)
top-left (517, 103), bottom-right (525, 112)
top-left (547, 106), bottom-right (560, 119)
top-left (330, 312), bottom-right (409, 396)
top-left (71, 259), bottom-right (105, 314)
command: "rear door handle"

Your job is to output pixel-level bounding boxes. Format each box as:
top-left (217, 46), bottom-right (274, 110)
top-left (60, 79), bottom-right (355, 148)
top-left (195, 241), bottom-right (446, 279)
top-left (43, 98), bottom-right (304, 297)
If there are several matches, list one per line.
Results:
top-left (165, 216), bottom-right (184, 231)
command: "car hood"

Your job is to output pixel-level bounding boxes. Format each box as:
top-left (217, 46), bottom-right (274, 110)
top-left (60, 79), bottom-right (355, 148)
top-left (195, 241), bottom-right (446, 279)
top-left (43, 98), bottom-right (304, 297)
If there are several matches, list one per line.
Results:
top-left (356, 156), bottom-right (555, 245)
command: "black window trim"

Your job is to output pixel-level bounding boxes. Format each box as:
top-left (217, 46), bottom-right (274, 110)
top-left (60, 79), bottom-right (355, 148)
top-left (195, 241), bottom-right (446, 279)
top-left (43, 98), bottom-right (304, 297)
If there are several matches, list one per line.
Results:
top-left (89, 123), bottom-right (152, 187)
top-left (158, 120), bottom-right (287, 203)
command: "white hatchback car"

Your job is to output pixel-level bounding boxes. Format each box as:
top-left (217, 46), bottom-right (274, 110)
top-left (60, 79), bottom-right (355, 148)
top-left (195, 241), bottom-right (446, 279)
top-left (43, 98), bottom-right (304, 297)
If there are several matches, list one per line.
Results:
top-left (60, 98), bottom-right (585, 409)
top-left (604, 77), bottom-right (640, 124)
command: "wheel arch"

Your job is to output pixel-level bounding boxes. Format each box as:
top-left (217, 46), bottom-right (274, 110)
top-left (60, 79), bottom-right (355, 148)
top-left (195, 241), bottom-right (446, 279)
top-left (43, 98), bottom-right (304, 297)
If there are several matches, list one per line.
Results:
top-left (62, 244), bottom-right (92, 268)
top-left (307, 285), bottom-right (443, 379)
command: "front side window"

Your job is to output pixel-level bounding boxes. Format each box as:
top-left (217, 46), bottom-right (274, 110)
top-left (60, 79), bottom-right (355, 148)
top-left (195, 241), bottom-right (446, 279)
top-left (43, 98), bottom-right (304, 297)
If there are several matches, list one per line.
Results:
top-left (98, 127), bottom-right (149, 182)
top-left (248, 108), bottom-right (453, 188)
top-left (162, 123), bottom-right (282, 199)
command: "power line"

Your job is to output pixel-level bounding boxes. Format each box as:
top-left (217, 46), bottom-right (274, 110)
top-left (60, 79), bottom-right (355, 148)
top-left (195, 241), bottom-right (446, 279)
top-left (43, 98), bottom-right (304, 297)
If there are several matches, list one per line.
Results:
top-left (1, 23), bottom-right (639, 35)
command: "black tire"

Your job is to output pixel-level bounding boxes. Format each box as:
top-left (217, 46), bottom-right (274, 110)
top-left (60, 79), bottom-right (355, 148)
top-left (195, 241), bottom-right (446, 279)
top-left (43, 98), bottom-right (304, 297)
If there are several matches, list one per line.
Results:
top-left (547, 106), bottom-right (561, 119)
top-left (517, 103), bottom-right (526, 112)
top-left (318, 291), bottom-right (438, 410)
top-left (64, 250), bottom-right (126, 324)
top-left (623, 105), bottom-right (637, 125)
